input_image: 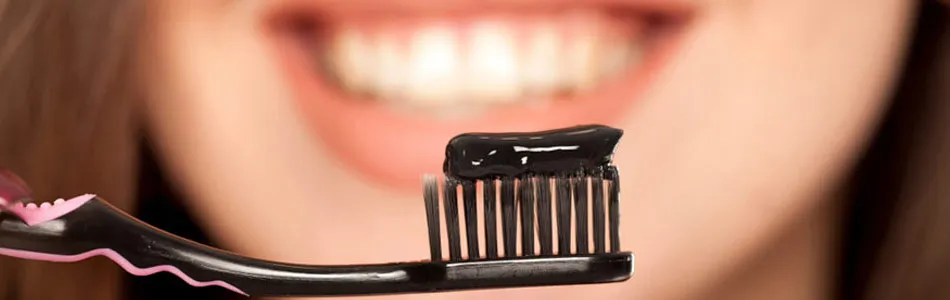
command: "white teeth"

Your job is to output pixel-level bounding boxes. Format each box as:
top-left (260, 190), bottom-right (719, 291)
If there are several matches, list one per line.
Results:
top-left (373, 35), bottom-right (406, 101)
top-left (322, 14), bottom-right (642, 108)
top-left (465, 21), bottom-right (520, 104)
top-left (405, 26), bottom-right (461, 106)
top-left (522, 23), bottom-right (562, 96)
top-left (566, 21), bottom-right (601, 92)
top-left (330, 29), bottom-right (372, 91)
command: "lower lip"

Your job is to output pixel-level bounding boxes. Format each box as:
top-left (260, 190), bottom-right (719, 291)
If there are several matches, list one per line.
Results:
top-left (268, 11), bottom-right (687, 193)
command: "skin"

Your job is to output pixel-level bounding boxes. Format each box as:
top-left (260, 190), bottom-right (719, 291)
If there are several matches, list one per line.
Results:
top-left (142, 0), bottom-right (914, 299)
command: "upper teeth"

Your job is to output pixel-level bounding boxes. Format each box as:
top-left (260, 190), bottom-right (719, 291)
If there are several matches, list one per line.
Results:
top-left (321, 11), bottom-right (642, 108)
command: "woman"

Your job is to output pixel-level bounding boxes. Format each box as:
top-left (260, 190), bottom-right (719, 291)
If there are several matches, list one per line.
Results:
top-left (0, 0), bottom-right (947, 299)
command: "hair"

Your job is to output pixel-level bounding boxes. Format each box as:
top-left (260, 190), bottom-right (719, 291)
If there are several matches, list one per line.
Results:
top-left (839, 2), bottom-right (950, 299)
top-left (0, 0), bottom-right (144, 299)
top-left (0, 1), bottom-right (946, 300)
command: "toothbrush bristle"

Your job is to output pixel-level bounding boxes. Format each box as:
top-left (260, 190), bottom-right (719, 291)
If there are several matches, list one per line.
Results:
top-left (518, 176), bottom-right (535, 256)
top-left (422, 167), bottom-right (621, 262)
top-left (500, 177), bottom-right (516, 257)
top-left (423, 175), bottom-right (442, 262)
top-left (537, 176), bottom-right (554, 255)
top-left (573, 175), bottom-right (589, 254)
top-left (442, 177), bottom-right (463, 261)
top-left (461, 181), bottom-right (479, 259)
top-left (592, 176), bottom-right (606, 253)
top-left (607, 167), bottom-right (621, 253)
top-left (482, 178), bottom-right (498, 259)
top-left (555, 176), bottom-right (572, 255)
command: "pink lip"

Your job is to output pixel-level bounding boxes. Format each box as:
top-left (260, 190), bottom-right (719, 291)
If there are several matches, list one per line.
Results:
top-left (267, 0), bottom-right (694, 16)
top-left (262, 0), bottom-right (693, 193)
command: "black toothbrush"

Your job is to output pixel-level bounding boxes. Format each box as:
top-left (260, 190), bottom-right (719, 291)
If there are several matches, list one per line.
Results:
top-left (0, 124), bottom-right (632, 297)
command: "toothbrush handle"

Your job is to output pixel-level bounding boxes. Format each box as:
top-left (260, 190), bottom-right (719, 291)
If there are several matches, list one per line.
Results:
top-left (0, 198), bottom-right (633, 297)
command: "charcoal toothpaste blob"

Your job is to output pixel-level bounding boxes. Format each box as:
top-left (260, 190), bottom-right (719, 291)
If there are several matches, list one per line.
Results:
top-left (443, 124), bottom-right (623, 179)
top-left (0, 124), bottom-right (632, 297)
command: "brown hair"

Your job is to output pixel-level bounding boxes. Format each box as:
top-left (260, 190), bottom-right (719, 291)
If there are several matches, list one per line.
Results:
top-left (0, 1), bottom-right (946, 300)
top-left (839, 2), bottom-right (950, 299)
top-left (0, 0), bottom-right (144, 299)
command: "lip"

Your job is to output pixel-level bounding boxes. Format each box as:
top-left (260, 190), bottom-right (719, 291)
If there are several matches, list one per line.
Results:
top-left (263, 0), bottom-right (693, 193)
top-left (266, 0), bottom-right (695, 17)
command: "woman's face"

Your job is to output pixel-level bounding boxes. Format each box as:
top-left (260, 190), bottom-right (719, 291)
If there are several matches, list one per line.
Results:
top-left (143, 0), bottom-right (912, 299)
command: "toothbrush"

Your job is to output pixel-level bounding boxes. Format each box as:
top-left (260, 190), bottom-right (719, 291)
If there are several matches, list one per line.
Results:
top-left (0, 124), bottom-right (633, 297)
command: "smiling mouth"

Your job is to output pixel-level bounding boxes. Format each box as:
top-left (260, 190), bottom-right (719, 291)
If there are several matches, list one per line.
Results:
top-left (265, 1), bottom-right (692, 192)
top-left (318, 9), bottom-right (648, 117)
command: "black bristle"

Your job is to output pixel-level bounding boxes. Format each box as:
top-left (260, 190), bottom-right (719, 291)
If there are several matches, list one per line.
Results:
top-left (573, 175), bottom-right (589, 254)
top-left (555, 176), bottom-right (573, 255)
top-left (536, 176), bottom-right (554, 256)
top-left (461, 181), bottom-right (479, 260)
top-left (423, 176), bottom-right (442, 261)
top-left (442, 178), bottom-right (463, 260)
top-left (518, 177), bottom-right (536, 256)
top-left (482, 179), bottom-right (498, 259)
top-left (429, 171), bottom-right (619, 260)
top-left (591, 176), bottom-right (606, 254)
top-left (606, 167), bottom-right (620, 253)
top-left (500, 178), bottom-right (518, 257)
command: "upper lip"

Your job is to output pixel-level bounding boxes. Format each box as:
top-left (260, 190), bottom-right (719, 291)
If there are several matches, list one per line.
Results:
top-left (265, 0), bottom-right (695, 21)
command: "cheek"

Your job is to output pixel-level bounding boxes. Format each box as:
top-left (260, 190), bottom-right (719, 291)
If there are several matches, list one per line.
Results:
top-left (622, 0), bottom-right (907, 196)
top-left (612, 0), bottom-right (909, 297)
top-left (142, 0), bottom-right (349, 243)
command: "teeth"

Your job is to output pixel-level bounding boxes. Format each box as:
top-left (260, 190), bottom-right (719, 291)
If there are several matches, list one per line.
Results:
top-left (405, 26), bottom-right (461, 107)
top-left (373, 35), bottom-right (406, 102)
top-left (329, 28), bottom-right (372, 92)
top-left (566, 14), bottom-right (601, 92)
top-left (322, 13), bottom-right (641, 108)
top-left (465, 21), bottom-right (520, 104)
top-left (522, 23), bottom-right (562, 96)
